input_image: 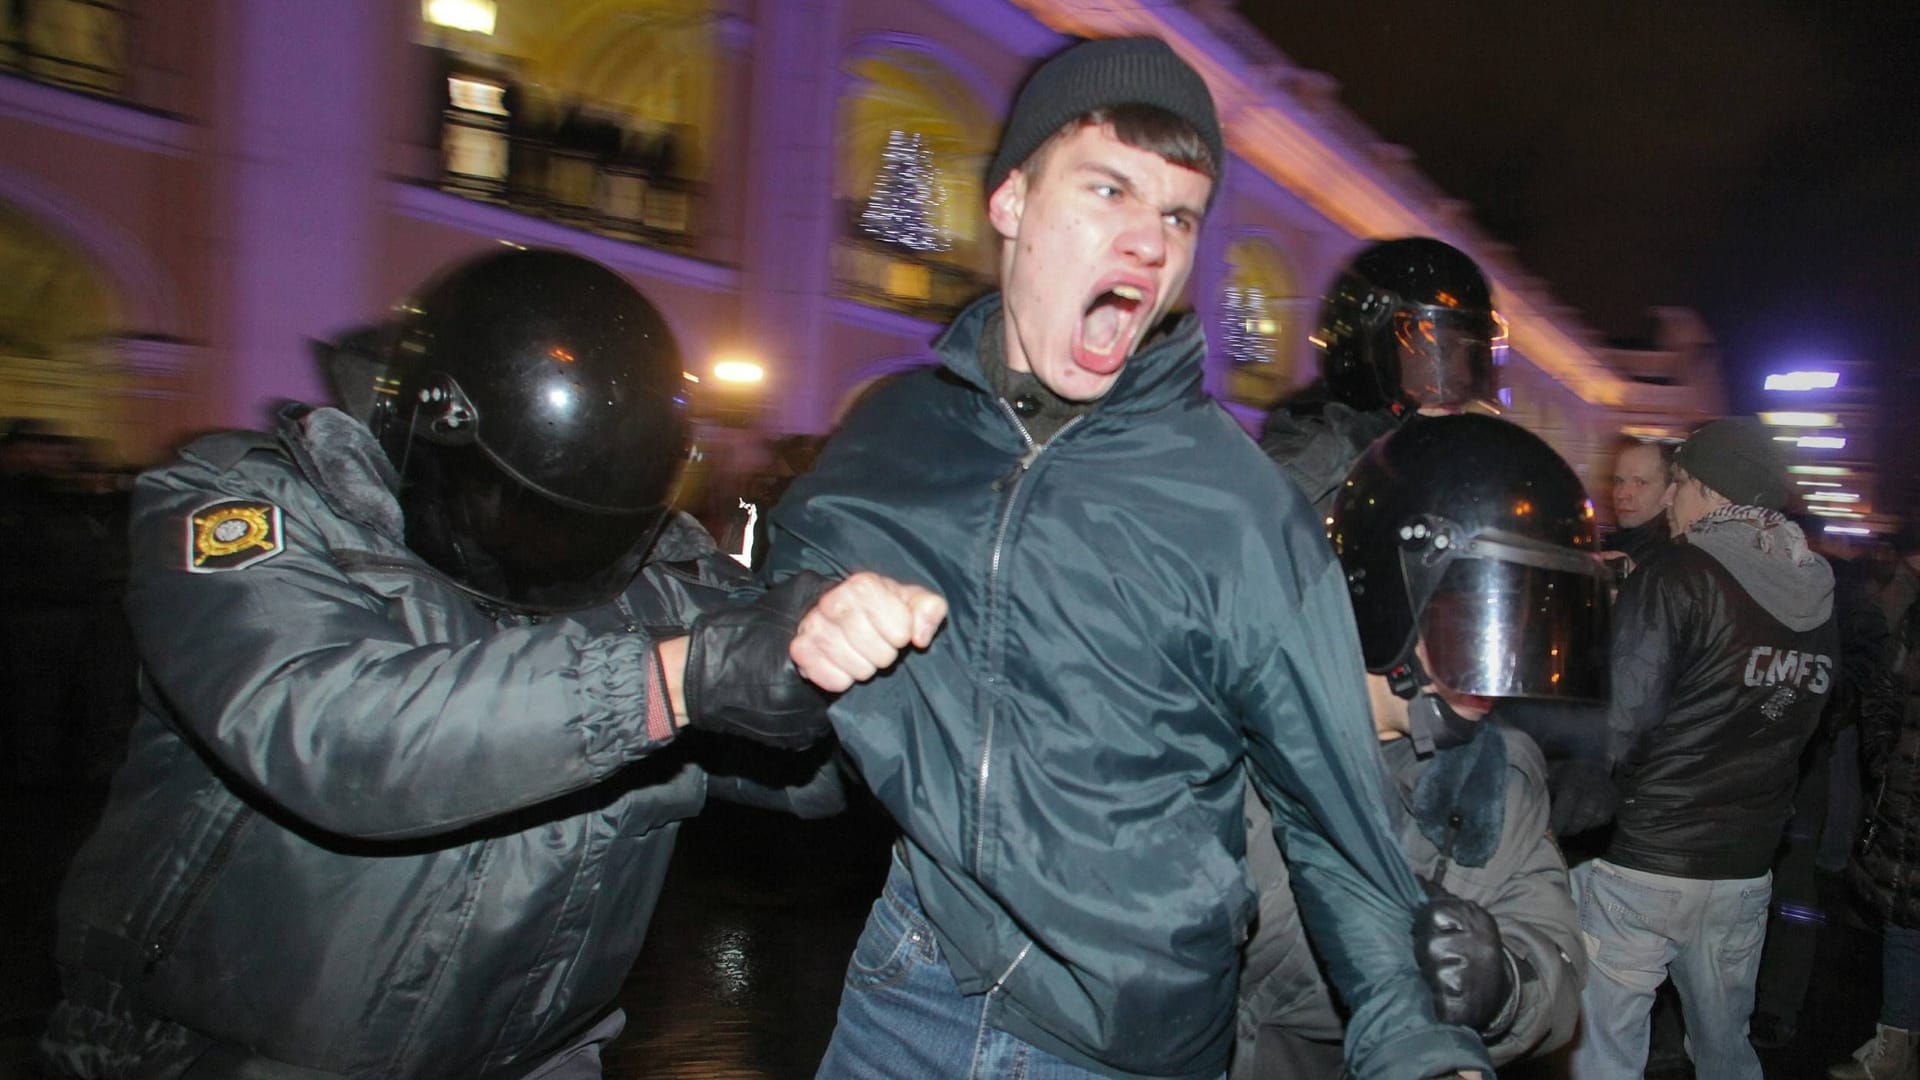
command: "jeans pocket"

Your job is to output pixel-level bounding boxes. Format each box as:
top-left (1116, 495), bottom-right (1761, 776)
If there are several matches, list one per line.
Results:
top-left (845, 868), bottom-right (936, 992)
top-left (1718, 876), bottom-right (1772, 967)
top-left (1577, 862), bottom-right (1681, 976)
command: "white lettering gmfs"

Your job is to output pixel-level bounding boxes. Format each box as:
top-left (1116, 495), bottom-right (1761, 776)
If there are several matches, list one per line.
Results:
top-left (1743, 646), bottom-right (1833, 695)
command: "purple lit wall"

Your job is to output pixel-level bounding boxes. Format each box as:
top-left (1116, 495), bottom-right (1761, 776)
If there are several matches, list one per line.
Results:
top-left (217, 0), bottom-right (387, 425)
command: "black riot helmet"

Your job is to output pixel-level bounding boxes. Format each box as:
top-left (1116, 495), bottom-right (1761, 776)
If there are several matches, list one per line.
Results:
top-left (1328, 413), bottom-right (1610, 701)
top-left (1317, 237), bottom-right (1500, 414)
top-left (369, 248), bottom-right (691, 613)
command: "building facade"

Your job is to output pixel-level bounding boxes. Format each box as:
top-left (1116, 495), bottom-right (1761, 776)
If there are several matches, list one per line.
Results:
top-left (0, 0), bottom-right (1721, 505)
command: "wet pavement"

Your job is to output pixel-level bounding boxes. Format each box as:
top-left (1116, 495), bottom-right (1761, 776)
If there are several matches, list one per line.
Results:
top-left (0, 777), bottom-right (1895, 1079)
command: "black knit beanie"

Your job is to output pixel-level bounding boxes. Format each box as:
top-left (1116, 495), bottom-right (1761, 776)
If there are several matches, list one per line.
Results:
top-left (986, 37), bottom-right (1223, 198)
top-left (1673, 417), bottom-right (1790, 510)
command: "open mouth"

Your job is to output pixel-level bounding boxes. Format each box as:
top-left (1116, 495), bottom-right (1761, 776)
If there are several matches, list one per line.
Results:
top-left (1075, 283), bottom-right (1149, 375)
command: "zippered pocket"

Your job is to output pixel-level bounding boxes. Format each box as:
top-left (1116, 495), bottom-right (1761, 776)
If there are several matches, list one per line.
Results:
top-left (144, 806), bottom-right (256, 974)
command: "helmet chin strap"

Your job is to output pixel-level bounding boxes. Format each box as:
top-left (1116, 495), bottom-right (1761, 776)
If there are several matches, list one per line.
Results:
top-left (1386, 649), bottom-right (1430, 700)
top-left (1388, 650), bottom-right (1480, 755)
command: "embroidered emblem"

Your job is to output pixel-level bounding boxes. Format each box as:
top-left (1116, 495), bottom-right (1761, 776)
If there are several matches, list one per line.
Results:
top-left (188, 500), bottom-right (284, 573)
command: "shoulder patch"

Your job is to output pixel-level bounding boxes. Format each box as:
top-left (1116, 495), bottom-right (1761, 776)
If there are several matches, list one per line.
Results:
top-left (188, 500), bottom-right (284, 573)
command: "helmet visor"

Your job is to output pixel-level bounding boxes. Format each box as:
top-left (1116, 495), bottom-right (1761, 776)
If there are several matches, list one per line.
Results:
top-left (459, 473), bottom-right (669, 613)
top-left (1405, 531), bottom-right (1611, 701)
top-left (407, 440), bottom-right (672, 613)
top-left (1392, 306), bottom-right (1496, 408)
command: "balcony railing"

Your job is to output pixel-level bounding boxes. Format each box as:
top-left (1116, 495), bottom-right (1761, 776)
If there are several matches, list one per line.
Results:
top-left (437, 73), bottom-right (703, 256)
top-left (2, 0), bottom-right (128, 97)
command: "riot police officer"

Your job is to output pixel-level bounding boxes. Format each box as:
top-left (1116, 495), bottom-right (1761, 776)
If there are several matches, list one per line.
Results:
top-left (39, 248), bottom-right (936, 1079)
top-left (1260, 236), bottom-right (1500, 514)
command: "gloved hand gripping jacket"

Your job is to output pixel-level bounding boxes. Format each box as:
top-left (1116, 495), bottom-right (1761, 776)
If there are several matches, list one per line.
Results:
top-left (1413, 881), bottom-right (1520, 1037)
top-left (682, 571), bottom-right (837, 750)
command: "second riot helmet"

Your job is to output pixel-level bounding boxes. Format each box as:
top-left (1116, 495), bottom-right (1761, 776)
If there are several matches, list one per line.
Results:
top-left (1317, 237), bottom-right (1499, 414)
top-left (1328, 413), bottom-right (1611, 701)
top-left (370, 248), bottom-right (691, 613)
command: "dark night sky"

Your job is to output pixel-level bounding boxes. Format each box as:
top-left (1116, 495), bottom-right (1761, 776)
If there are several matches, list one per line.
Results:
top-left (1237, 1), bottom-right (1920, 498)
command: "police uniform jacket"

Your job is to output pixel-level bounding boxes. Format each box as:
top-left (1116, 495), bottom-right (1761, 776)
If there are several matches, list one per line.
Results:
top-left (40, 407), bottom-right (841, 1078)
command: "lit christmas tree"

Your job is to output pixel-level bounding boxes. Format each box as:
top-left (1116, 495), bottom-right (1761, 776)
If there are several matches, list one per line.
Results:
top-left (1221, 284), bottom-right (1276, 367)
top-left (862, 129), bottom-right (950, 252)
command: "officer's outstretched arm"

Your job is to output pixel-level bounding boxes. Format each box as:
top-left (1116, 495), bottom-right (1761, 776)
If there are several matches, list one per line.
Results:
top-left (133, 469), bottom-right (742, 841)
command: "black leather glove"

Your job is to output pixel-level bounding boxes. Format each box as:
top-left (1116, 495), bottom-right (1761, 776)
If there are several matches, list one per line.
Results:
top-left (1546, 757), bottom-right (1619, 837)
top-left (682, 571), bottom-right (837, 750)
top-left (1413, 882), bottom-right (1516, 1035)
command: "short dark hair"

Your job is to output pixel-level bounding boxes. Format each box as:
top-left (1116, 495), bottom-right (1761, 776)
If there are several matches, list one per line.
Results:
top-left (1019, 104), bottom-right (1219, 189)
top-left (1611, 435), bottom-right (1675, 482)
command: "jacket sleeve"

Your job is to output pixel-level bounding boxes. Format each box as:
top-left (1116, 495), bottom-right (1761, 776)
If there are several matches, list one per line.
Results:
top-left (700, 737), bottom-right (849, 819)
top-left (1235, 784), bottom-right (1348, 1068)
top-left (1238, 555), bottom-right (1490, 1080)
top-left (126, 462), bottom-right (692, 841)
top-left (1605, 556), bottom-right (1688, 768)
top-left (1478, 730), bottom-right (1586, 1065)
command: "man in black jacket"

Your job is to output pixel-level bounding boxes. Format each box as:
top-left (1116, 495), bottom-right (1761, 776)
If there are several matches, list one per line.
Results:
top-left (1567, 418), bottom-right (1838, 1080)
top-left (1605, 435), bottom-right (1674, 573)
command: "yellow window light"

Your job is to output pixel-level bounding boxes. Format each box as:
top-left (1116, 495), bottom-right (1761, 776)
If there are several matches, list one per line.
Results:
top-left (424, 0), bottom-right (496, 34)
top-left (1758, 411), bottom-right (1837, 428)
top-left (1789, 465), bottom-right (1852, 476)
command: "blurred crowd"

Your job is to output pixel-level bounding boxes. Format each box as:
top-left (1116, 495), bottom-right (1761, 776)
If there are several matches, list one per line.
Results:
top-left (0, 419), bottom-right (139, 794)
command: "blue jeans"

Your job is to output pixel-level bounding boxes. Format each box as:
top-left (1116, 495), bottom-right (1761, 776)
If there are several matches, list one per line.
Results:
top-left (817, 856), bottom-right (1205, 1080)
top-left (1885, 923), bottom-right (1920, 1030)
top-left (1568, 859), bottom-right (1771, 1080)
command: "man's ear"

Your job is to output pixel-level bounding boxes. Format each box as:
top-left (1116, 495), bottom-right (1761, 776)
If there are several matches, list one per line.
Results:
top-left (987, 169), bottom-right (1027, 240)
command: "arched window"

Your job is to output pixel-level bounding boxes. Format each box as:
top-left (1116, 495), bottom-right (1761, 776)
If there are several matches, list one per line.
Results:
top-left (833, 44), bottom-right (995, 319)
top-left (1218, 236), bottom-right (1303, 409)
top-left (1, 0), bottom-right (129, 96)
top-left (0, 200), bottom-right (125, 452)
top-left (425, 0), bottom-right (723, 249)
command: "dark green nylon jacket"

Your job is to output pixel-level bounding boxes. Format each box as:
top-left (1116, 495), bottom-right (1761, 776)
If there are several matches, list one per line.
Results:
top-left (767, 295), bottom-right (1489, 1080)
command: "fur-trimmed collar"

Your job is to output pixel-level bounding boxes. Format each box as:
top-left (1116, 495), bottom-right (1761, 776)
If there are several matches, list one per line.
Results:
top-left (1403, 724), bottom-right (1508, 869)
top-left (281, 406), bottom-right (405, 542)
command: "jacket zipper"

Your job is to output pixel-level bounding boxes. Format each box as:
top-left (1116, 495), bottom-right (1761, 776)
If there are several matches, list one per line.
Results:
top-left (973, 404), bottom-right (1083, 877)
top-left (145, 806), bottom-right (256, 973)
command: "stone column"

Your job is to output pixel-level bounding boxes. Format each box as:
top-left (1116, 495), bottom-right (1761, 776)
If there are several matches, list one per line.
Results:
top-left (210, 0), bottom-right (386, 428)
top-left (738, 0), bottom-right (845, 434)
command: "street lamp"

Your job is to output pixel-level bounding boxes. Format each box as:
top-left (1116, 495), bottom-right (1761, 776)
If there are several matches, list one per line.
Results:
top-left (712, 359), bottom-right (765, 385)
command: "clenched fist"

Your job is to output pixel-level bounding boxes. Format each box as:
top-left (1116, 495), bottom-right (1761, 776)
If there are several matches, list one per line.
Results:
top-left (790, 571), bottom-right (947, 692)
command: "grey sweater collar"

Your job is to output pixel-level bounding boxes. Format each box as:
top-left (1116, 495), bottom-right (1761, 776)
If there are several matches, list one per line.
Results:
top-left (1684, 505), bottom-right (1834, 630)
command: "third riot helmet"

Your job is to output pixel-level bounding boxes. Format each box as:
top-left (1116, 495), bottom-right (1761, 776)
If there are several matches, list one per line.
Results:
top-left (1317, 237), bottom-right (1500, 414)
top-left (1328, 413), bottom-right (1610, 700)
top-left (369, 248), bottom-right (690, 612)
